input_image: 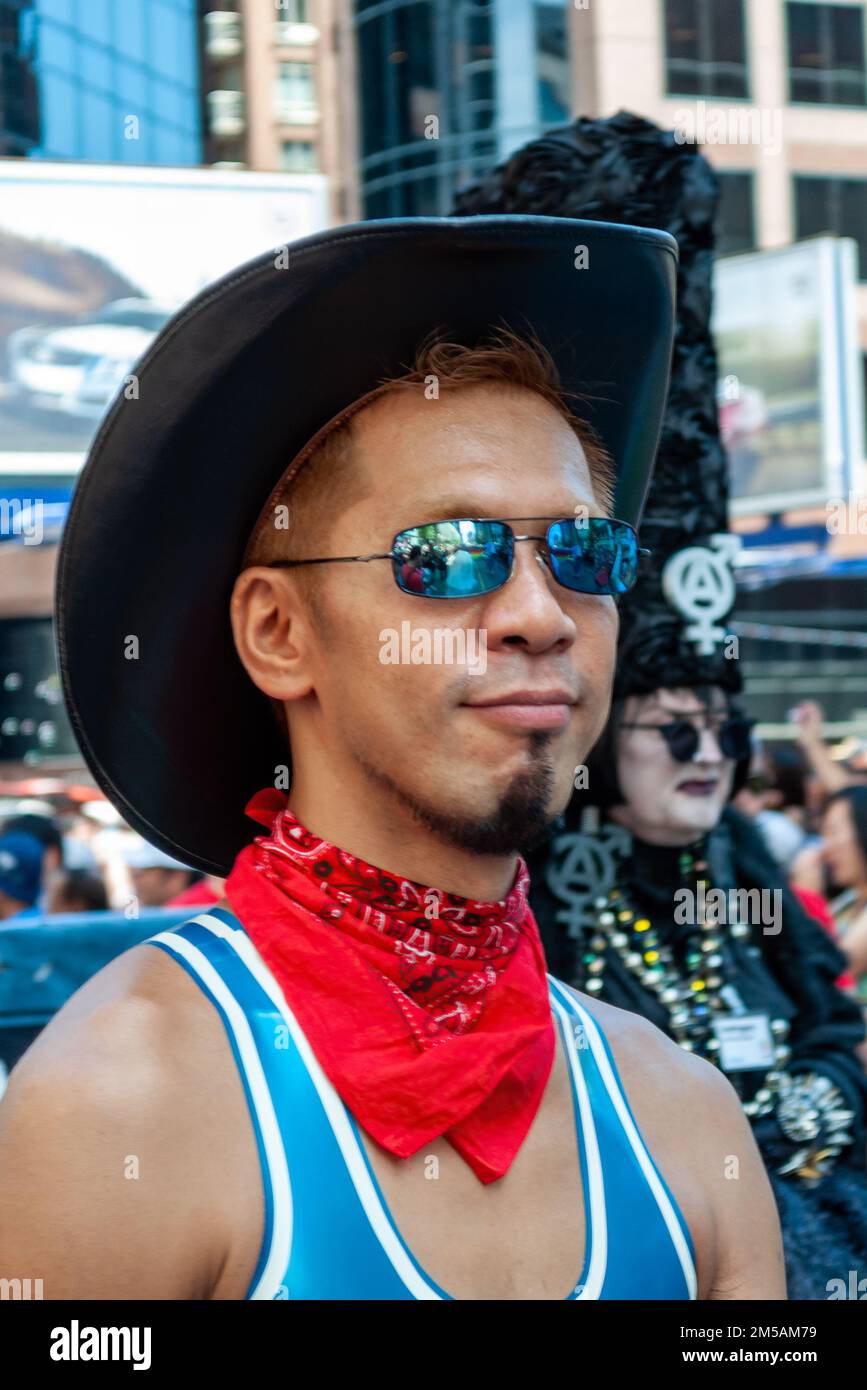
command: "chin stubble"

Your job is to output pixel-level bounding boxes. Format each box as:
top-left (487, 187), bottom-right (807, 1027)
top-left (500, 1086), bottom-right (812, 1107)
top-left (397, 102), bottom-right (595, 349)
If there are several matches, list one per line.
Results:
top-left (356, 731), bottom-right (559, 857)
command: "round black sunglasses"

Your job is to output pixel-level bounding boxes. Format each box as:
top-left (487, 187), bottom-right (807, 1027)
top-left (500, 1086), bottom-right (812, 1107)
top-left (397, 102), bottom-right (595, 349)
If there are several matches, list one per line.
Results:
top-left (267, 516), bottom-right (649, 599)
top-left (619, 715), bottom-right (755, 763)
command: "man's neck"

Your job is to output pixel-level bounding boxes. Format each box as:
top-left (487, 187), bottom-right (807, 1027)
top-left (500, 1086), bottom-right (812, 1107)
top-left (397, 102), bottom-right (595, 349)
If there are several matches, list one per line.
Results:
top-left (284, 786), bottom-right (520, 903)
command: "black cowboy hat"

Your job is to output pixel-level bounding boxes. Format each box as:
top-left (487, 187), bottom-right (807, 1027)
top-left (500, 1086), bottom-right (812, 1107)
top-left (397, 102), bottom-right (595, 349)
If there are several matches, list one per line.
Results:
top-left (55, 215), bottom-right (677, 875)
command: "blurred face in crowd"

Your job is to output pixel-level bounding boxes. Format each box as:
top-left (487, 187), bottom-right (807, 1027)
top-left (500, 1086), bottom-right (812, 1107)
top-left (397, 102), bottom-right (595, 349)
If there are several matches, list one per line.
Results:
top-left (231, 383), bottom-right (619, 857)
top-left (803, 773), bottom-right (828, 822)
top-left (731, 746), bottom-right (768, 820)
top-left (43, 843), bottom-right (63, 877)
top-left (821, 797), bottom-right (867, 891)
top-left (132, 866), bottom-right (191, 907)
top-left (609, 686), bottom-right (736, 845)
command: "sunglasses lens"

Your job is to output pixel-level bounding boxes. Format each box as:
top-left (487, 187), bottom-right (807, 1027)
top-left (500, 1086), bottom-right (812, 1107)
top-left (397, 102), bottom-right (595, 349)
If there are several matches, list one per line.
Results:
top-left (392, 521), bottom-right (512, 598)
top-left (720, 718), bottom-right (753, 761)
top-left (546, 519), bottom-right (639, 595)
top-left (661, 721), bottom-right (700, 762)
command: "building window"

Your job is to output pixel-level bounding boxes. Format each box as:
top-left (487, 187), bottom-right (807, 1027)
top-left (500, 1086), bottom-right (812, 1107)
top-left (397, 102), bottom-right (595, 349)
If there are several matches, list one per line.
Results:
top-left (280, 139), bottom-right (317, 171)
top-left (795, 175), bottom-right (867, 279)
top-left (356, 0), bottom-right (439, 212)
top-left (716, 171), bottom-right (755, 255)
top-left (354, 0), bottom-right (504, 218)
top-left (1, 0), bottom-right (201, 163)
top-left (459, 3), bottom-right (496, 136)
top-left (787, 2), bottom-right (866, 105)
top-left (274, 61), bottom-right (317, 121)
top-left (275, 0), bottom-right (308, 22)
top-left (664, 0), bottom-right (749, 99)
top-left (535, 0), bottom-right (570, 125)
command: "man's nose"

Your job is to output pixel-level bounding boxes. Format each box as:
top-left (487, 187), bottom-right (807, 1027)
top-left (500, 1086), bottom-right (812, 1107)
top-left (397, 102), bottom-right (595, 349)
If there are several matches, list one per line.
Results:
top-left (480, 540), bottom-right (578, 652)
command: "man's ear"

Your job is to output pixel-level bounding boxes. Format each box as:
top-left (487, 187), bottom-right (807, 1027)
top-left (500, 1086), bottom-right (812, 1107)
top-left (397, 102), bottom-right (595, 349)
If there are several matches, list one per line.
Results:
top-left (230, 566), bottom-right (315, 704)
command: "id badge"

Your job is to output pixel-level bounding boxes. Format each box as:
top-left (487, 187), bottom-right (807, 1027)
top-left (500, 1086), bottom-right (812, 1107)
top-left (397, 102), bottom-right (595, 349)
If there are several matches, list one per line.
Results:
top-left (711, 1013), bottom-right (775, 1072)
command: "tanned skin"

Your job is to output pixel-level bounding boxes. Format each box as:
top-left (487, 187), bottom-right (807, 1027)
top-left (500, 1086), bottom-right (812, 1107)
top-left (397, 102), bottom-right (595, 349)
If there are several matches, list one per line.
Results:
top-left (0, 383), bottom-right (786, 1299)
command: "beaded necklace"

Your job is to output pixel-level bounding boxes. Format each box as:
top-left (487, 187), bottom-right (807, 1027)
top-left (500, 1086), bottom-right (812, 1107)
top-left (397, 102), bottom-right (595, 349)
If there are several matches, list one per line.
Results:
top-left (582, 845), bottom-right (792, 1119)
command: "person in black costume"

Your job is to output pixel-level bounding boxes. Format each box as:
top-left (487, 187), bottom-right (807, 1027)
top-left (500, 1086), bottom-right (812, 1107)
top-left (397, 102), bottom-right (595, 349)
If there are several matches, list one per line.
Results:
top-left (528, 687), bottom-right (867, 1300)
top-left (453, 111), bottom-right (867, 1300)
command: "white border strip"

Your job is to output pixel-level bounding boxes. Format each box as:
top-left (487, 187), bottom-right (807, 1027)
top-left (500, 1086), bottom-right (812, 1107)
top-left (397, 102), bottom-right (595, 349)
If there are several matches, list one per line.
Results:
top-left (191, 913), bottom-right (442, 1300)
top-left (148, 921), bottom-right (293, 1300)
top-left (550, 994), bottom-right (608, 1298)
top-left (553, 981), bottom-right (698, 1300)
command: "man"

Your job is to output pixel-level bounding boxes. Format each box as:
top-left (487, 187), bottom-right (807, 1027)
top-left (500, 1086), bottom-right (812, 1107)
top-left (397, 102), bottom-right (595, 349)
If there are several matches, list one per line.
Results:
top-left (123, 836), bottom-right (222, 909)
top-left (0, 831), bottom-right (47, 1088)
top-left (45, 868), bottom-right (109, 915)
top-left (2, 812), bottom-right (64, 914)
top-left (0, 832), bottom-right (44, 923)
top-left (2, 813), bottom-right (64, 881)
top-left (0, 216), bottom-right (784, 1299)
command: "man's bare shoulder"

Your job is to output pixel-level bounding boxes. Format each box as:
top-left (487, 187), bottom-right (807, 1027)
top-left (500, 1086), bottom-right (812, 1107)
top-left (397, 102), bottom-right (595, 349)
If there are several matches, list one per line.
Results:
top-left (9, 938), bottom-right (211, 1098)
top-left (0, 938), bottom-right (250, 1299)
top-left (558, 981), bottom-right (781, 1175)
top-left (559, 982), bottom-right (786, 1298)
top-left (562, 981), bottom-right (737, 1116)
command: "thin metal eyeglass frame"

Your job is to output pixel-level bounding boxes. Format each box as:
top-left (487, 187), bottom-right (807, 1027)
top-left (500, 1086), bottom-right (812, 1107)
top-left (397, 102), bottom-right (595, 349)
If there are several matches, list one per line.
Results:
top-left (265, 516), bottom-right (651, 582)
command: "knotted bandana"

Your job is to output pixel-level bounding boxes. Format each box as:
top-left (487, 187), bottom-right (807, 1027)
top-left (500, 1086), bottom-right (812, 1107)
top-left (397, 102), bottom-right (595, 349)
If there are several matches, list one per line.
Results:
top-left (225, 788), bottom-right (556, 1183)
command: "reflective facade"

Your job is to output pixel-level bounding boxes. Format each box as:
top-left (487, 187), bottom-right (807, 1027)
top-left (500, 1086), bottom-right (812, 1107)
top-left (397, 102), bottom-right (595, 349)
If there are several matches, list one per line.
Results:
top-left (0, 0), bottom-right (202, 163)
top-left (354, 0), bottom-right (570, 218)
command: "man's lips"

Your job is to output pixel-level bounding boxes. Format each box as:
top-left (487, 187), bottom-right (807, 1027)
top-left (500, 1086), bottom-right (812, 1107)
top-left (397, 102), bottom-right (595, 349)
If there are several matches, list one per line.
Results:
top-left (461, 689), bottom-right (576, 730)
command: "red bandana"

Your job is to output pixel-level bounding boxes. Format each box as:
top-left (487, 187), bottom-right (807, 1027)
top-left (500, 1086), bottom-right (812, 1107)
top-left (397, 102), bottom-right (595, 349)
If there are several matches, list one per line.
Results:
top-left (224, 788), bottom-right (556, 1184)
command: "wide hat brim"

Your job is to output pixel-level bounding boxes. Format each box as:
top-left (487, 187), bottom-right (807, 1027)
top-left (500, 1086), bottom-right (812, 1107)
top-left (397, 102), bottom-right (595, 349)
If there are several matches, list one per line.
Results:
top-left (55, 215), bottom-right (677, 875)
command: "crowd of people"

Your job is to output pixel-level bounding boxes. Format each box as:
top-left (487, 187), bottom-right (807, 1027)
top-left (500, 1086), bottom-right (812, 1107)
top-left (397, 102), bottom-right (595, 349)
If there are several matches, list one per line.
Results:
top-left (0, 802), bottom-right (225, 923)
top-left (734, 701), bottom-right (867, 1005)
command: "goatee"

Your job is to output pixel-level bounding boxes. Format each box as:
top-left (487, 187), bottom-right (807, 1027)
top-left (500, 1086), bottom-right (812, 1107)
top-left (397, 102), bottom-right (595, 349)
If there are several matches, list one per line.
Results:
top-left (360, 732), bottom-right (558, 857)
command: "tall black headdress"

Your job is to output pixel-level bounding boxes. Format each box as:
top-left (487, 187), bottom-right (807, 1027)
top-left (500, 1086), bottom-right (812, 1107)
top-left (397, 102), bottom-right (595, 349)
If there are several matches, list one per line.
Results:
top-left (453, 112), bottom-right (747, 958)
top-left (453, 110), bottom-right (741, 696)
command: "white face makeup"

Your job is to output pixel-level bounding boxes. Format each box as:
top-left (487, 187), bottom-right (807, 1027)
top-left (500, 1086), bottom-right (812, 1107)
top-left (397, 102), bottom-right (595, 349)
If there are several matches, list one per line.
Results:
top-left (609, 686), bottom-right (737, 846)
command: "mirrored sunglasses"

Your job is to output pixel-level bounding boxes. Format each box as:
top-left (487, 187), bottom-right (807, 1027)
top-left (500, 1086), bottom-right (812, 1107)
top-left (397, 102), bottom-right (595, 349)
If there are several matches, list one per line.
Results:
top-left (269, 516), bottom-right (647, 600)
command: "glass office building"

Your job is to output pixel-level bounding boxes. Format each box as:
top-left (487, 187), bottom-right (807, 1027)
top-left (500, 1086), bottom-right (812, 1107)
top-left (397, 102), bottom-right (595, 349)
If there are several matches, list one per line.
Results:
top-left (355, 0), bottom-right (571, 218)
top-left (0, 0), bottom-right (202, 164)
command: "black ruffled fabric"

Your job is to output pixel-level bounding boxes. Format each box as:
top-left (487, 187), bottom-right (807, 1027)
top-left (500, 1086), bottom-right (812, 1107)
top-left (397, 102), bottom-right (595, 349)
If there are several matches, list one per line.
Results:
top-left (452, 110), bottom-right (741, 697)
top-left (528, 807), bottom-right (867, 1297)
top-left (767, 1167), bottom-right (867, 1300)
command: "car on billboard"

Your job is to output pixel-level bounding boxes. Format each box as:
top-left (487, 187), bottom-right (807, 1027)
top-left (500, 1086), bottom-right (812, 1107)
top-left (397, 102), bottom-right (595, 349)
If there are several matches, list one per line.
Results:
top-left (4, 298), bottom-right (172, 421)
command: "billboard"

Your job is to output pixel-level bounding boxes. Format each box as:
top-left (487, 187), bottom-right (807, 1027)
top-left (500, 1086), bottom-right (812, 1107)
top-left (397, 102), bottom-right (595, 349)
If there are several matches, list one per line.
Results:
top-left (713, 236), bottom-right (864, 515)
top-left (0, 160), bottom-right (329, 478)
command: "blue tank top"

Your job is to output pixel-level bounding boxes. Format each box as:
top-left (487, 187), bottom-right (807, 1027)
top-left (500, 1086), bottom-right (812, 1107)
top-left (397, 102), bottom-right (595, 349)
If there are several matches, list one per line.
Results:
top-left (146, 907), bottom-right (697, 1300)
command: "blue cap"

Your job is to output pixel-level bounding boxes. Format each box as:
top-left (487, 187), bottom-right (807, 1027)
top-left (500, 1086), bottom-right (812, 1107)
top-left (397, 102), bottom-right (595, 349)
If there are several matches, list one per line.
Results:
top-left (0, 831), bottom-right (44, 906)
